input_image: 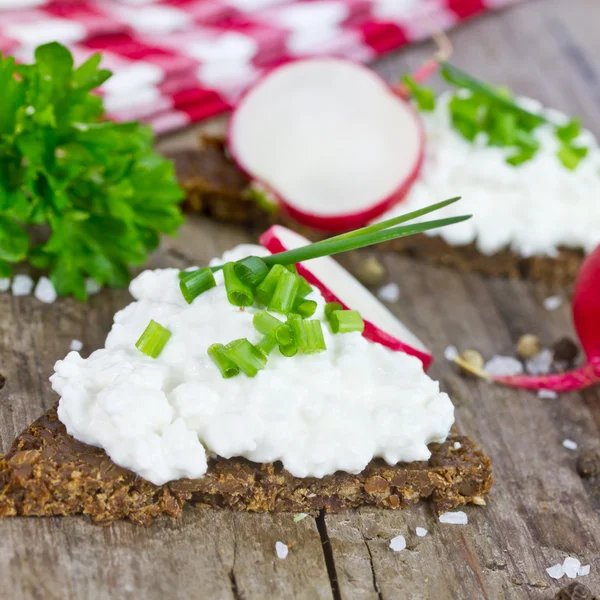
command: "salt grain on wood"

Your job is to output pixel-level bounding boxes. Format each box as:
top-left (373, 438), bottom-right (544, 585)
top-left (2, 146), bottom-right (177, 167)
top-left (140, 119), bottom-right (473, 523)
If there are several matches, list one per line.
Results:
top-left (453, 442), bottom-right (462, 449)
top-left (578, 564), bottom-right (591, 576)
top-left (85, 278), bottom-right (102, 295)
top-left (484, 356), bottom-right (523, 377)
top-left (0, 278), bottom-right (10, 292)
top-left (444, 345), bottom-right (458, 361)
top-left (439, 511), bottom-right (468, 525)
top-left (415, 527), bottom-right (428, 537)
top-left (562, 439), bottom-right (578, 451)
top-left (546, 564), bottom-right (564, 579)
top-left (538, 389), bottom-right (558, 399)
top-left (563, 556), bottom-right (581, 578)
top-left (389, 535), bottom-right (406, 551)
top-left (543, 296), bottom-right (563, 311)
top-left (70, 340), bottom-right (83, 352)
top-left (34, 277), bottom-right (57, 304)
top-left (12, 275), bottom-right (34, 296)
top-left (525, 348), bottom-right (553, 375)
top-left (275, 541), bottom-right (288, 559)
top-left (377, 283), bottom-right (400, 303)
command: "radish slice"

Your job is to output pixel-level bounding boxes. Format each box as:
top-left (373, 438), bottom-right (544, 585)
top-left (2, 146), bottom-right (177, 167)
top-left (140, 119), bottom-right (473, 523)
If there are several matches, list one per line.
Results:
top-left (260, 225), bottom-right (433, 370)
top-left (229, 58), bottom-right (425, 232)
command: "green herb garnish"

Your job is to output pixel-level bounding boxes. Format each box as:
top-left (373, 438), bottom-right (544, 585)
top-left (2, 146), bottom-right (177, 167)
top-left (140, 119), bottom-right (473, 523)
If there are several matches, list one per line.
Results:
top-left (224, 339), bottom-right (267, 377)
top-left (0, 43), bottom-right (183, 298)
top-left (401, 75), bottom-right (436, 112)
top-left (328, 310), bottom-right (365, 334)
top-left (223, 262), bottom-right (254, 307)
top-left (135, 320), bottom-right (171, 358)
top-left (208, 344), bottom-right (239, 379)
top-left (180, 267), bottom-right (216, 304)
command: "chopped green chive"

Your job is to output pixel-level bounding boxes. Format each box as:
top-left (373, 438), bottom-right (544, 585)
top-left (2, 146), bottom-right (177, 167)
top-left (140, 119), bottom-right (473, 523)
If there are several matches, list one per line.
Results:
top-left (294, 298), bottom-right (317, 318)
top-left (325, 302), bottom-right (343, 320)
top-left (208, 344), bottom-right (239, 379)
top-left (223, 262), bottom-right (254, 307)
top-left (287, 314), bottom-right (307, 349)
top-left (329, 310), bottom-right (365, 334)
top-left (557, 143), bottom-right (588, 170)
top-left (275, 324), bottom-right (294, 346)
top-left (279, 344), bottom-right (297, 358)
top-left (256, 264), bottom-right (286, 305)
top-left (256, 334), bottom-right (278, 357)
top-left (179, 267), bottom-right (216, 304)
top-left (284, 264), bottom-right (298, 275)
top-left (224, 338), bottom-right (267, 377)
top-left (269, 269), bottom-right (301, 315)
top-left (253, 310), bottom-right (284, 335)
top-left (135, 320), bottom-right (171, 358)
top-left (233, 256), bottom-right (269, 288)
top-left (556, 118), bottom-right (581, 143)
top-left (304, 320), bottom-right (327, 353)
top-left (402, 74), bottom-right (436, 112)
top-left (296, 276), bottom-right (313, 298)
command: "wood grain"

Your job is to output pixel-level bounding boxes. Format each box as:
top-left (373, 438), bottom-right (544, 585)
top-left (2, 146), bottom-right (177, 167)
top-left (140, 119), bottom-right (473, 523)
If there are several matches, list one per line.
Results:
top-left (2, 0), bottom-right (600, 597)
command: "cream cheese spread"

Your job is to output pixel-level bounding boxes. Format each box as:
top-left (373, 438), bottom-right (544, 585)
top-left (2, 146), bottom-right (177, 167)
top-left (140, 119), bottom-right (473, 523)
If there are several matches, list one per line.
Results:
top-left (380, 94), bottom-right (600, 258)
top-left (52, 245), bottom-right (454, 485)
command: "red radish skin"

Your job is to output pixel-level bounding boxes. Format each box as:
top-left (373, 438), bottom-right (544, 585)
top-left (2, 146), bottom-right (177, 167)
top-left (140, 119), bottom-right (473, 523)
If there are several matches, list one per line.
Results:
top-left (260, 226), bottom-right (433, 370)
top-left (228, 58), bottom-right (425, 232)
top-left (492, 245), bottom-right (600, 393)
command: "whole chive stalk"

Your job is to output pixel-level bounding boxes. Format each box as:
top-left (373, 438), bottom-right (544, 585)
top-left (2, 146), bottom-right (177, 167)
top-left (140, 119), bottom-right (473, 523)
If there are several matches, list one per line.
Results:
top-left (296, 276), bottom-right (313, 298)
top-left (234, 256), bottom-right (269, 288)
top-left (256, 264), bottom-right (286, 305)
top-left (135, 320), bottom-right (171, 358)
top-left (224, 338), bottom-right (267, 377)
top-left (294, 298), bottom-right (317, 318)
top-left (223, 262), bottom-right (254, 307)
top-left (208, 344), bottom-right (239, 378)
top-left (269, 269), bottom-right (300, 315)
top-left (329, 310), bottom-right (365, 334)
top-left (256, 334), bottom-right (278, 356)
top-left (287, 314), bottom-right (307, 349)
top-left (180, 267), bottom-right (216, 304)
top-left (304, 320), bottom-right (326, 353)
top-left (279, 344), bottom-right (297, 357)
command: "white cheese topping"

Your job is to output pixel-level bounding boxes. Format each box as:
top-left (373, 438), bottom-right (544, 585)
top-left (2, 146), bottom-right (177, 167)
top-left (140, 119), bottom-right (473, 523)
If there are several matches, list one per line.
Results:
top-left (380, 94), bottom-right (600, 258)
top-left (52, 245), bottom-right (454, 485)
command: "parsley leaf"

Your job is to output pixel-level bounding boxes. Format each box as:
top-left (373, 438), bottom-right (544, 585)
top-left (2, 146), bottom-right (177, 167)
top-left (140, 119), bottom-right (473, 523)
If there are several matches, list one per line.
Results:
top-left (0, 43), bottom-right (184, 299)
top-left (401, 75), bottom-right (436, 112)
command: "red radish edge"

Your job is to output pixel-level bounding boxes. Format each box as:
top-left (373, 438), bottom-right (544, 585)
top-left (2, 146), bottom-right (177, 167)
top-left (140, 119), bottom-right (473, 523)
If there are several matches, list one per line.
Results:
top-left (260, 225), bottom-right (433, 370)
top-left (228, 57), bottom-right (425, 232)
top-left (493, 245), bottom-right (600, 393)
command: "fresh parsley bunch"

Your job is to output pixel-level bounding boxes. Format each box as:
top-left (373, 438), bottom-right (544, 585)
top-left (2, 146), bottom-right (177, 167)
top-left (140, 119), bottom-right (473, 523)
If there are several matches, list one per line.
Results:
top-left (0, 43), bottom-right (184, 300)
top-left (403, 63), bottom-right (589, 171)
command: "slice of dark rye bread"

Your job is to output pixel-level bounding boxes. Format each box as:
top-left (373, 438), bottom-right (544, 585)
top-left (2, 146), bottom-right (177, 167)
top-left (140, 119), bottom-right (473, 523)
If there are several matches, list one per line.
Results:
top-left (169, 138), bottom-right (583, 286)
top-left (0, 405), bottom-right (492, 525)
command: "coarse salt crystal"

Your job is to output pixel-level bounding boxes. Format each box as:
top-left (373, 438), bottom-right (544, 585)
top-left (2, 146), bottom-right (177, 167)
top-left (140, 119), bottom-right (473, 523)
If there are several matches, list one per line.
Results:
top-left (563, 556), bottom-right (581, 579)
top-left (546, 563), bottom-right (564, 579)
top-left (525, 348), bottom-right (553, 376)
top-left (377, 283), bottom-right (400, 303)
top-left (415, 527), bottom-right (428, 537)
top-left (70, 340), bottom-right (83, 352)
top-left (389, 535), bottom-right (406, 551)
top-left (453, 442), bottom-right (462, 449)
top-left (439, 511), bottom-right (468, 525)
top-left (444, 345), bottom-right (458, 361)
top-left (484, 356), bottom-right (523, 377)
top-left (562, 439), bottom-right (578, 451)
top-left (85, 278), bottom-right (102, 296)
top-left (293, 513), bottom-right (308, 522)
top-left (0, 278), bottom-right (10, 292)
top-left (34, 276), bottom-right (57, 304)
top-left (538, 389), bottom-right (558, 399)
top-left (12, 274), bottom-right (33, 296)
top-left (578, 564), bottom-right (590, 577)
top-left (544, 296), bottom-right (562, 311)
top-left (275, 541), bottom-right (288, 559)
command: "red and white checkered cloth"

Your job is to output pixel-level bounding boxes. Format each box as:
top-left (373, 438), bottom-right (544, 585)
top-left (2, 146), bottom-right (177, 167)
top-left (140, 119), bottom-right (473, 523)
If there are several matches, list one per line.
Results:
top-left (0, 0), bottom-right (518, 134)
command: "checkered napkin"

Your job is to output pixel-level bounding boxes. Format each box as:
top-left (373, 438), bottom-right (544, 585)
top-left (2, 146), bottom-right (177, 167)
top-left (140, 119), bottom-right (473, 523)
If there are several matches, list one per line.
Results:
top-left (0, 0), bottom-right (518, 134)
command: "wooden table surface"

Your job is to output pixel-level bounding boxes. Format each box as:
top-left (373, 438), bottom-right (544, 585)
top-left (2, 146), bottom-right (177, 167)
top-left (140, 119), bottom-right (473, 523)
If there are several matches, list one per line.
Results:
top-left (2, 0), bottom-right (600, 598)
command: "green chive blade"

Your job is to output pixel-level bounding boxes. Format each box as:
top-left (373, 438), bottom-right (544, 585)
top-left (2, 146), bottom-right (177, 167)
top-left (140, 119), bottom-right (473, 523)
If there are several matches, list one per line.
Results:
top-left (223, 262), bottom-right (254, 307)
top-left (325, 301), bottom-right (343, 320)
top-left (233, 256), bottom-right (269, 288)
top-left (256, 264), bottom-right (286, 305)
top-left (329, 310), bottom-right (364, 334)
top-left (208, 344), bottom-right (239, 379)
top-left (296, 276), bottom-right (313, 298)
top-left (179, 267), bottom-right (216, 304)
top-left (275, 323), bottom-right (293, 346)
top-left (268, 269), bottom-right (300, 315)
top-left (279, 344), bottom-right (297, 358)
top-left (135, 320), bottom-right (171, 358)
top-left (287, 314), bottom-right (307, 349)
top-left (224, 338), bottom-right (267, 377)
top-left (294, 298), bottom-right (317, 318)
top-left (256, 334), bottom-right (278, 357)
top-left (253, 310), bottom-right (284, 335)
top-left (304, 320), bottom-right (326, 353)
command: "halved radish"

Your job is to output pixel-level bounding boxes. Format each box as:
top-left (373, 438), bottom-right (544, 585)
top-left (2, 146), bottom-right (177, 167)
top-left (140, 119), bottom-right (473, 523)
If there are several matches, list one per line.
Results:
top-left (228, 58), bottom-right (425, 232)
top-left (260, 225), bottom-right (433, 370)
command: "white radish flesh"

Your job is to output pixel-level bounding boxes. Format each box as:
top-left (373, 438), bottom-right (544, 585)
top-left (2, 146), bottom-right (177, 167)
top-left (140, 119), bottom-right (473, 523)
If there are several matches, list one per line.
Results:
top-left (260, 225), bottom-right (433, 370)
top-left (229, 58), bottom-right (424, 231)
